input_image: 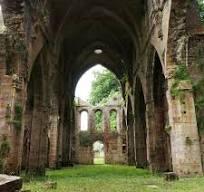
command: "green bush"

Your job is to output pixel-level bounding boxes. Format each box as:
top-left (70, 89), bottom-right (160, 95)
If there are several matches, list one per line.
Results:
top-left (170, 64), bottom-right (191, 99)
top-left (197, 0), bottom-right (204, 22)
top-left (0, 136), bottom-right (11, 173)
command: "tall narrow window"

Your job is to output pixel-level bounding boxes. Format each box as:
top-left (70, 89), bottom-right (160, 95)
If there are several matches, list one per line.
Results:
top-left (109, 110), bottom-right (117, 131)
top-left (80, 111), bottom-right (88, 131)
top-left (95, 110), bottom-right (103, 131)
top-left (0, 5), bottom-right (5, 32)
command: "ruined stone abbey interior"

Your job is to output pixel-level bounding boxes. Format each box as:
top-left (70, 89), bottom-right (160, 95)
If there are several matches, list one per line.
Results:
top-left (0, 0), bottom-right (204, 178)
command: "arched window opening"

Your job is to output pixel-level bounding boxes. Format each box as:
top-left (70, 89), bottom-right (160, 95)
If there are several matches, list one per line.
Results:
top-left (93, 141), bottom-right (105, 164)
top-left (80, 111), bottom-right (89, 131)
top-left (95, 110), bottom-right (103, 131)
top-left (109, 110), bottom-right (117, 132)
top-left (75, 64), bottom-right (122, 106)
top-left (0, 5), bottom-right (5, 32)
top-left (197, 0), bottom-right (204, 22)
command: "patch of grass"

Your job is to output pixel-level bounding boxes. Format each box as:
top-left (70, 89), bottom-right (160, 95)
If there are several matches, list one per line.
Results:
top-left (23, 165), bottom-right (204, 192)
top-left (94, 157), bottom-right (105, 165)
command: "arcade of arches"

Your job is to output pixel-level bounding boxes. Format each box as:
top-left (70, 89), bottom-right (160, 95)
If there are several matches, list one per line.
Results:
top-left (0, 0), bottom-right (204, 177)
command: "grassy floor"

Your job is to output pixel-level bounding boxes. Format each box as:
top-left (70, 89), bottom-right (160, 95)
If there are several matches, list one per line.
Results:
top-left (23, 165), bottom-right (204, 192)
top-left (94, 157), bottom-right (105, 164)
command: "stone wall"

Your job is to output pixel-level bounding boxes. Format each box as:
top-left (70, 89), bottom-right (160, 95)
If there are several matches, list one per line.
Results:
top-left (74, 99), bottom-right (127, 165)
top-left (188, 34), bottom-right (204, 170)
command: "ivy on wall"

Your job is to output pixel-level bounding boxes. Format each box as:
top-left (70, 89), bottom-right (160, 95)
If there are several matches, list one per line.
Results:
top-left (0, 135), bottom-right (10, 173)
top-left (79, 132), bottom-right (103, 147)
top-left (170, 64), bottom-right (191, 99)
top-left (95, 111), bottom-right (103, 131)
top-left (170, 61), bottom-right (204, 133)
top-left (12, 103), bottom-right (23, 130)
top-left (79, 131), bottom-right (119, 147)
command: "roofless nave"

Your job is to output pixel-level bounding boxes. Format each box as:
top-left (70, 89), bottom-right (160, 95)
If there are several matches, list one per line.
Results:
top-left (0, 0), bottom-right (203, 177)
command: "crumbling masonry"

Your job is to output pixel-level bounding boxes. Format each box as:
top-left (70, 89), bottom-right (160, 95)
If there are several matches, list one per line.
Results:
top-left (0, 0), bottom-right (204, 176)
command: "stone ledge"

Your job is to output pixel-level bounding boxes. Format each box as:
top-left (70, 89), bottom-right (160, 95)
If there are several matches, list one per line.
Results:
top-left (0, 174), bottom-right (22, 192)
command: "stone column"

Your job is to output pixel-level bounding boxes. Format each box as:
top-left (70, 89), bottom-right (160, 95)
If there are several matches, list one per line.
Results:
top-left (103, 109), bottom-right (109, 163)
top-left (167, 79), bottom-right (203, 175)
top-left (48, 110), bottom-right (59, 169)
top-left (145, 100), bottom-right (156, 171)
top-left (88, 109), bottom-right (95, 132)
top-left (28, 104), bottom-right (48, 175)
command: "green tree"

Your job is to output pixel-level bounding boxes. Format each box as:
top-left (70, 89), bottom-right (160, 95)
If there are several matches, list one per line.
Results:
top-left (197, 0), bottom-right (204, 22)
top-left (89, 69), bottom-right (121, 106)
top-left (109, 111), bottom-right (117, 132)
top-left (95, 111), bottom-right (103, 131)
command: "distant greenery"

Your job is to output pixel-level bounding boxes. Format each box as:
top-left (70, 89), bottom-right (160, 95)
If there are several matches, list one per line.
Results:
top-left (23, 165), bottom-right (204, 192)
top-left (89, 69), bottom-right (121, 106)
top-left (197, 0), bottom-right (204, 22)
top-left (89, 69), bottom-right (121, 131)
top-left (170, 64), bottom-right (191, 99)
top-left (94, 157), bottom-right (105, 165)
top-left (95, 111), bottom-right (103, 131)
top-left (109, 111), bottom-right (117, 131)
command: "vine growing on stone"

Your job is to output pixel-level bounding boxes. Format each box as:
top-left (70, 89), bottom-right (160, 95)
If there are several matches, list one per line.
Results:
top-left (170, 64), bottom-right (191, 99)
top-left (0, 136), bottom-right (10, 173)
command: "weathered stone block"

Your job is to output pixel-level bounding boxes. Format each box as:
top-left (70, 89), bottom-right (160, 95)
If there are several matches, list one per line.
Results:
top-left (0, 174), bottom-right (22, 192)
top-left (164, 172), bottom-right (179, 181)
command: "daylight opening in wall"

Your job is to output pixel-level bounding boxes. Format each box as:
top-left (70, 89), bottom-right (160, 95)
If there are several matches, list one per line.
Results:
top-left (94, 49), bottom-right (103, 54)
top-left (75, 64), bottom-right (105, 102)
top-left (95, 110), bottom-right (103, 131)
top-left (74, 64), bottom-right (122, 106)
top-left (80, 111), bottom-right (88, 131)
top-left (93, 141), bottom-right (105, 164)
top-left (0, 5), bottom-right (5, 32)
top-left (109, 110), bottom-right (117, 131)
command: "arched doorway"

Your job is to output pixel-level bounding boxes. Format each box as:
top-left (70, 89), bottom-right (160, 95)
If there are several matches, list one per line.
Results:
top-left (74, 64), bottom-right (126, 165)
top-left (93, 141), bottom-right (105, 165)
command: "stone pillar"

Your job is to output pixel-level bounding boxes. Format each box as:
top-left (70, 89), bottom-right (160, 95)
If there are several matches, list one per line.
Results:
top-left (103, 110), bottom-right (109, 132)
top-left (117, 108), bottom-right (123, 133)
top-left (48, 111), bottom-right (59, 168)
top-left (28, 104), bottom-right (48, 175)
top-left (145, 100), bottom-right (156, 171)
top-left (103, 110), bottom-right (109, 163)
top-left (88, 109), bottom-right (95, 132)
top-left (167, 79), bottom-right (203, 175)
top-left (0, 33), bottom-right (26, 174)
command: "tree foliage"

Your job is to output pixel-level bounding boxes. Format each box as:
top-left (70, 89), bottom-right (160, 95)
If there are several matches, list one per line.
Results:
top-left (197, 0), bottom-right (204, 22)
top-left (109, 111), bottom-right (117, 131)
top-left (95, 111), bottom-right (103, 131)
top-left (89, 69), bottom-right (121, 106)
